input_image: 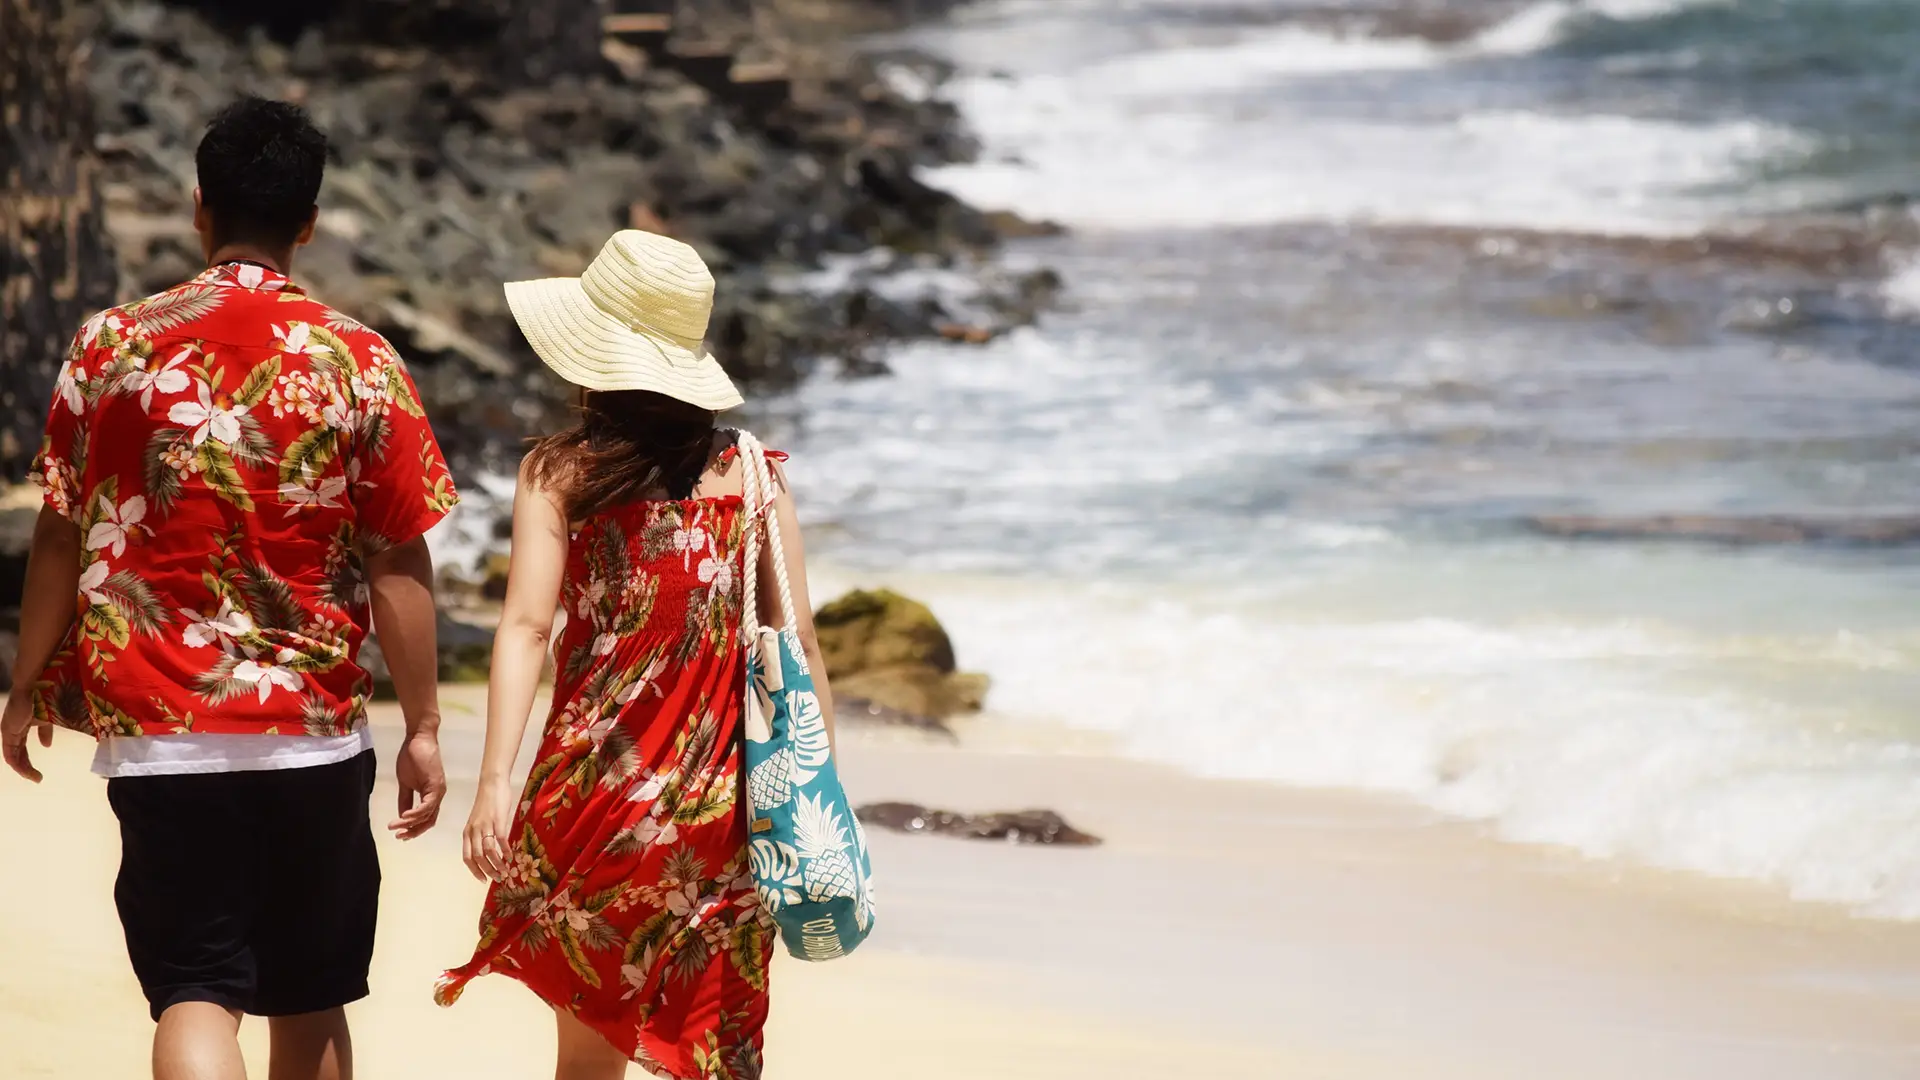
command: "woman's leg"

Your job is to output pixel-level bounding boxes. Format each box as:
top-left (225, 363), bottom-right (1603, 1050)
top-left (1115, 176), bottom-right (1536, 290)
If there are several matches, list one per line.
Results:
top-left (554, 1008), bottom-right (632, 1080)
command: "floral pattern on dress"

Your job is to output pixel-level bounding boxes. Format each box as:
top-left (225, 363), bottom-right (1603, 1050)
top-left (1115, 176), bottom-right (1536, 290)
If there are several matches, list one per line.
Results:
top-left (438, 485), bottom-right (773, 1080)
top-left (25, 262), bottom-right (457, 739)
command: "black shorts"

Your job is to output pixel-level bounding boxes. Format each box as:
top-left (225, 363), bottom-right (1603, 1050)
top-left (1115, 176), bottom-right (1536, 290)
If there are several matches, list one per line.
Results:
top-left (107, 751), bottom-right (381, 1021)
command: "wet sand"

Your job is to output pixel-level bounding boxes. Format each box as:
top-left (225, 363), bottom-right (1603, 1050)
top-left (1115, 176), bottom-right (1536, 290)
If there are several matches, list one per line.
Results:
top-left (4, 687), bottom-right (1920, 1078)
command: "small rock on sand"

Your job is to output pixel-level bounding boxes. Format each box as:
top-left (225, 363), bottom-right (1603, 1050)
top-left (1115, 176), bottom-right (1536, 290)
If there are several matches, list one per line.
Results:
top-left (857, 802), bottom-right (1102, 846)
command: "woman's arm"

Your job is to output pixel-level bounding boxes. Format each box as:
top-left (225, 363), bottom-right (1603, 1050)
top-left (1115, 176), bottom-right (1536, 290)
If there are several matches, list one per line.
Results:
top-left (757, 462), bottom-right (836, 749)
top-left (464, 460), bottom-right (568, 881)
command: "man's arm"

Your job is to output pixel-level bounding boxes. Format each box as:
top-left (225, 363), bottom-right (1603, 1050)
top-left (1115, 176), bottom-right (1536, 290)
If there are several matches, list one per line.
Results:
top-left (364, 535), bottom-right (445, 838)
top-left (2, 507), bottom-right (82, 782)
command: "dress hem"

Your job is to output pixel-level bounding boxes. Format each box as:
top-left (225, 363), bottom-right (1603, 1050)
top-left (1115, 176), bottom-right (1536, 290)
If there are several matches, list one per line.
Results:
top-left (436, 963), bottom-right (683, 1080)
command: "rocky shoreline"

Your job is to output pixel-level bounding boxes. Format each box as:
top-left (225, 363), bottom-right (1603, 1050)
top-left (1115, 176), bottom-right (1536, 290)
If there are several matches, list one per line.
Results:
top-left (1, 0), bottom-right (1058, 659)
top-left (14, 0), bottom-right (1050, 483)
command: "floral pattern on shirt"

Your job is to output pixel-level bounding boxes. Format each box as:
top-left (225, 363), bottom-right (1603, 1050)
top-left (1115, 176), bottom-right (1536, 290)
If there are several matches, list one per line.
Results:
top-left (26, 262), bottom-right (457, 739)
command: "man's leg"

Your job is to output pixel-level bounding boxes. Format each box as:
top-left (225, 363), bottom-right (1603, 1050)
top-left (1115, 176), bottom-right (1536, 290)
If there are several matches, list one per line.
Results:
top-left (267, 1008), bottom-right (352, 1080)
top-left (153, 1002), bottom-right (246, 1080)
top-left (253, 754), bottom-right (379, 1080)
top-left (108, 774), bottom-right (260, 1080)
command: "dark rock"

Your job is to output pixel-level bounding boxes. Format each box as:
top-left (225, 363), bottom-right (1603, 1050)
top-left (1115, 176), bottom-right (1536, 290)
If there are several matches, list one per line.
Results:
top-left (359, 610), bottom-right (495, 698)
top-left (37, 0), bottom-right (1057, 487)
top-left (983, 210), bottom-right (1067, 239)
top-left (0, 497), bottom-right (32, 692)
top-left (2, 0), bottom-right (120, 483)
top-left (815, 588), bottom-right (990, 719)
top-left (436, 613), bottom-right (496, 683)
top-left (479, 552), bottom-right (510, 602)
top-left (0, 629), bottom-right (16, 693)
top-left (0, 503), bottom-right (35, 613)
top-left (1527, 514), bottom-right (1920, 547)
top-left (817, 588), bottom-right (956, 673)
top-left (857, 802), bottom-right (1103, 846)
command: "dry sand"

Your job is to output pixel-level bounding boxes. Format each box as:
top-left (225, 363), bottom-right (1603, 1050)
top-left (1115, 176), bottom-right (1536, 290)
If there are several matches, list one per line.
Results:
top-left (5, 687), bottom-right (1920, 1079)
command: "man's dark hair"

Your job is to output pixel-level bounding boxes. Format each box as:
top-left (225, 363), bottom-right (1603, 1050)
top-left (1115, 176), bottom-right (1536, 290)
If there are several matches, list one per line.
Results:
top-left (195, 96), bottom-right (328, 248)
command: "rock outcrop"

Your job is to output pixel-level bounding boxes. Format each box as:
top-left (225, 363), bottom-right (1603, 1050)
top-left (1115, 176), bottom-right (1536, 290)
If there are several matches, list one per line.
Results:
top-left (857, 801), bottom-right (1102, 846)
top-left (0, 490), bottom-right (34, 691)
top-left (814, 588), bottom-right (987, 723)
top-left (356, 610), bottom-right (496, 695)
top-left (52, 0), bottom-right (1050, 481)
top-left (1528, 513), bottom-right (1920, 547)
top-left (0, 0), bottom-right (1056, 676)
top-left (1, 0), bottom-right (121, 484)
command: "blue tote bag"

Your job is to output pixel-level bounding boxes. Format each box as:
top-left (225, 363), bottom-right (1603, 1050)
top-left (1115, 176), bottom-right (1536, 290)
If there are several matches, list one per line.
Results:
top-left (736, 433), bottom-right (875, 960)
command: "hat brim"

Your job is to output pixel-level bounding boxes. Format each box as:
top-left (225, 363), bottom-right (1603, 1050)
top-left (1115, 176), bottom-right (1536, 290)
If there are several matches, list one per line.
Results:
top-left (504, 276), bottom-right (744, 410)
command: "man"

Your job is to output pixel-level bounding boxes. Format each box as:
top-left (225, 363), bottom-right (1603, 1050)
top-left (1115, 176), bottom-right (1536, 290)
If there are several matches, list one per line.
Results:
top-left (1, 97), bottom-right (456, 1080)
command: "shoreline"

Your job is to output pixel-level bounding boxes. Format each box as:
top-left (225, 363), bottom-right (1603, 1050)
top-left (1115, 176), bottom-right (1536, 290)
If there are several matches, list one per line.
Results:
top-left (415, 686), bottom-right (1920, 1078)
top-left (9, 686), bottom-right (1920, 1078)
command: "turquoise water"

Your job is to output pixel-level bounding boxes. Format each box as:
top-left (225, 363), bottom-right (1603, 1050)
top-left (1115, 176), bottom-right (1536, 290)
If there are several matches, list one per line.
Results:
top-left (768, 0), bottom-right (1920, 917)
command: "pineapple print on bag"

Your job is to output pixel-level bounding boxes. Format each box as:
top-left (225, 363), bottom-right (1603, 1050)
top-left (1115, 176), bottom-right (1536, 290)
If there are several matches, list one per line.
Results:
top-left (794, 793), bottom-right (857, 903)
top-left (735, 432), bottom-right (875, 961)
top-left (748, 747), bottom-right (796, 810)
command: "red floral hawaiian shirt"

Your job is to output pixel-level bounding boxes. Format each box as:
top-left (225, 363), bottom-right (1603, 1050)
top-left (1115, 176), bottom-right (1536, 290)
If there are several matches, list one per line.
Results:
top-left (27, 261), bottom-right (458, 739)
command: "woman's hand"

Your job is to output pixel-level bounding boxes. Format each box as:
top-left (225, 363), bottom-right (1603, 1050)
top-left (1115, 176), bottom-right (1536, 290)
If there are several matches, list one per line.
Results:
top-left (463, 777), bottom-right (517, 882)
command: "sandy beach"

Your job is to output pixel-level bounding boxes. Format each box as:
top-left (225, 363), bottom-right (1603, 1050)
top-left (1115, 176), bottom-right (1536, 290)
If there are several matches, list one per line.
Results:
top-left (3, 686), bottom-right (1919, 1079)
top-left (11, 1), bottom-right (1920, 1077)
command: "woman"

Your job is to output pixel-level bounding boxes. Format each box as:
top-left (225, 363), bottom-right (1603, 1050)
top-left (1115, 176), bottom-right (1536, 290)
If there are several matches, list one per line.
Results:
top-left (437, 231), bottom-right (835, 1080)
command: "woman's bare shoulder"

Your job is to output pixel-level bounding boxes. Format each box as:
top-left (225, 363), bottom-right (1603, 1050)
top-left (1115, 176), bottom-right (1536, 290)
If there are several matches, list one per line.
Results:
top-left (692, 429), bottom-right (747, 499)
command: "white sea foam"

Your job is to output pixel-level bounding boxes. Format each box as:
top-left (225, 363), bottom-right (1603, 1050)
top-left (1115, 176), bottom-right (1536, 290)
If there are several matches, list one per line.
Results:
top-left (1474, 0), bottom-right (1724, 56)
top-left (1087, 26), bottom-right (1443, 92)
top-left (928, 73), bottom-right (1797, 233)
top-left (825, 566), bottom-right (1920, 920)
top-left (426, 470), bottom-right (517, 580)
top-left (1881, 253), bottom-right (1920, 319)
top-left (922, 23), bottom-right (1801, 235)
top-left (812, 0), bottom-right (1920, 924)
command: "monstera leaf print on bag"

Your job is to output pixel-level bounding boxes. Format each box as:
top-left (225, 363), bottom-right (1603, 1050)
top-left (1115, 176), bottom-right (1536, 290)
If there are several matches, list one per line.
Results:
top-left (736, 433), bottom-right (876, 961)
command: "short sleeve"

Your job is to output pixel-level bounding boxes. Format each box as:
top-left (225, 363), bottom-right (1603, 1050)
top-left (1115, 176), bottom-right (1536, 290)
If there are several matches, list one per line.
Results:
top-left (28, 325), bottom-right (98, 524)
top-left (347, 336), bottom-right (458, 550)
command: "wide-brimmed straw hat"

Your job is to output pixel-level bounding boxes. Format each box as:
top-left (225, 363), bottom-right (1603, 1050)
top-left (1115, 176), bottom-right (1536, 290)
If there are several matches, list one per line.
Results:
top-left (503, 230), bottom-right (743, 410)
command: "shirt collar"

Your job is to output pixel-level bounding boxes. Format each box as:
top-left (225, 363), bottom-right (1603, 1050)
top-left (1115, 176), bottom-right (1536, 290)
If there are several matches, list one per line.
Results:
top-left (195, 261), bottom-right (303, 295)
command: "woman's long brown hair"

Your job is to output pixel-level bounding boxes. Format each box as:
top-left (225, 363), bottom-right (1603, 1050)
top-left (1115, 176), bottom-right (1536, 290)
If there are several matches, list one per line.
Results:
top-left (523, 389), bottom-right (722, 520)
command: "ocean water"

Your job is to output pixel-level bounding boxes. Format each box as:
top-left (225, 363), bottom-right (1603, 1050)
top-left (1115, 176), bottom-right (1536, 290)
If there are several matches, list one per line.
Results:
top-left (769, 0), bottom-right (1920, 919)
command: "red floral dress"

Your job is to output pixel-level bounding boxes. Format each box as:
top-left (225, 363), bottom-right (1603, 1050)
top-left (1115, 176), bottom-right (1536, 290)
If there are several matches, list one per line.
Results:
top-left (438, 469), bottom-right (776, 1080)
top-left (27, 262), bottom-right (455, 738)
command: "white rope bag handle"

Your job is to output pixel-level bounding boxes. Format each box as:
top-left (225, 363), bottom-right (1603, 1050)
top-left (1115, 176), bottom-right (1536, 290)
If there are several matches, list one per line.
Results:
top-left (736, 430), bottom-right (798, 645)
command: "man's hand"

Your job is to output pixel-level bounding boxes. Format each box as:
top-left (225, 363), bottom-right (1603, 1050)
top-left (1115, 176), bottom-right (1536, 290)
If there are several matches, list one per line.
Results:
top-left (391, 730), bottom-right (446, 839)
top-left (365, 535), bottom-right (447, 838)
top-left (1, 693), bottom-right (52, 784)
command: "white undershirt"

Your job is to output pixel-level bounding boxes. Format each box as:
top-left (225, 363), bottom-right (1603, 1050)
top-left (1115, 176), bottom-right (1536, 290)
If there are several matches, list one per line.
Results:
top-left (91, 727), bottom-right (374, 778)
